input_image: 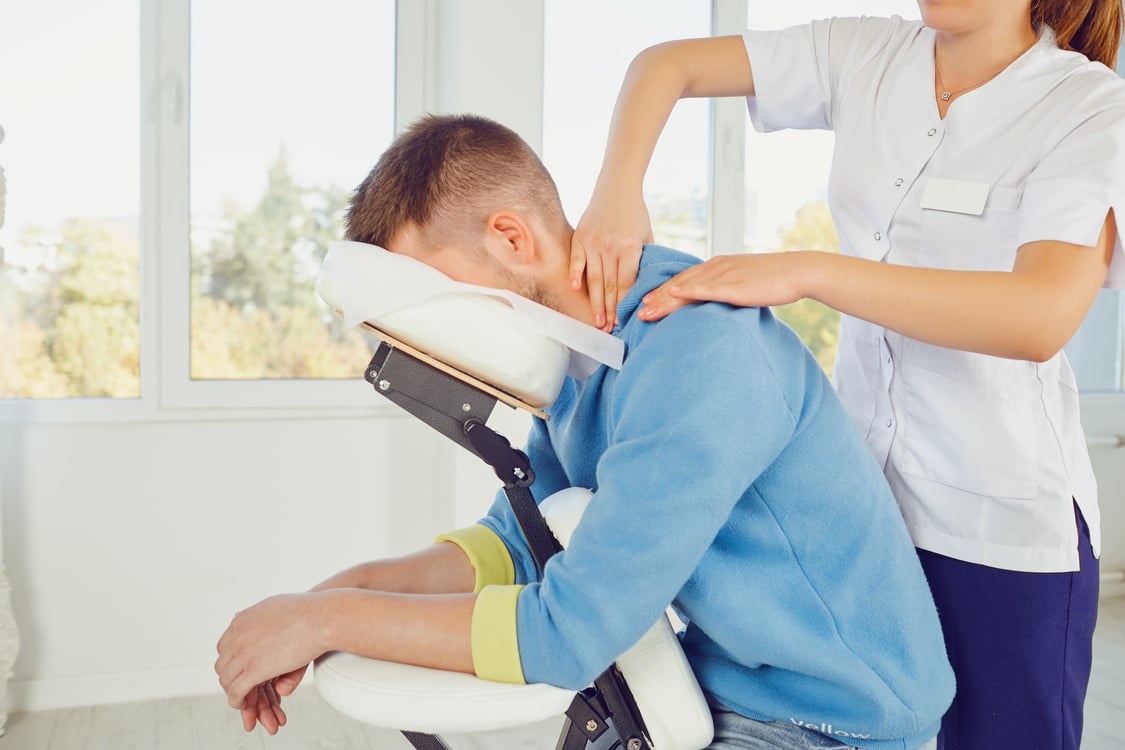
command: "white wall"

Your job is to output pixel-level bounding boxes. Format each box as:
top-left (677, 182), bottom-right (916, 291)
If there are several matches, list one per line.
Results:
top-left (0, 413), bottom-right (464, 710)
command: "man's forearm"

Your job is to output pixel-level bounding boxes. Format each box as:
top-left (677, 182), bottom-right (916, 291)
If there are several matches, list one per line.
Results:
top-left (312, 542), bottom-right (476, 595)
top-left (317, 588), bottom-right (476, 674)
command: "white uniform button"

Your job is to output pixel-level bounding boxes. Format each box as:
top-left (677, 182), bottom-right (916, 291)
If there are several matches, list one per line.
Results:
top-left (894, 178), bottom-right (904, 187)
top-left (885, 418), bottom-right (894, 428)
top-left (874, 231), bottom-right (882, 241)
top-left (927, 128), bottom-right (937, 136)
top-left (885, 355), bottom-right (892, 364)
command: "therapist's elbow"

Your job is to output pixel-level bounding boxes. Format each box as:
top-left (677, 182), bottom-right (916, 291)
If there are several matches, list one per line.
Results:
top-left (1007, 329), bottom-right (1068, 363)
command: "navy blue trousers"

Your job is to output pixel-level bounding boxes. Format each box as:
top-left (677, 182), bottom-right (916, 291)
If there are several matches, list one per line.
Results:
top-left (917, 506), bottom-right (1099, 750)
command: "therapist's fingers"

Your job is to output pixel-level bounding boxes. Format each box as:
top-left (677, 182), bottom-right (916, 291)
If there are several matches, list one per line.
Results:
top-left (602, 260), bottom-right (620, 331)
top-left (607, 237), bottom-right (646, 328)
top-left (583, 251), bottom-right (610, 330)
top-left (637, 283), bottom-right (693, 321)
top-left (568, 240), bottom-right (589, 292)
top-left (638, 264), bottom-right (710, 321)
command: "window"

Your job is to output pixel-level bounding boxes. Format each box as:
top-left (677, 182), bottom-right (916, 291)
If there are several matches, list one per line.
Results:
top-left (188, 0), bottom-right (393, 381)
top-left (1, 0), bottom-right (400, 414)
top-left (0, 0), bottom-right (141, 399)
top-left (543, 0), bottom-right (712, 258)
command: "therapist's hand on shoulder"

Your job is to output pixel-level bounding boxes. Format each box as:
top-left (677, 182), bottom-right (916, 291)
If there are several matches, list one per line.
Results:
top-left (639, 250), bottom-right (814, 321)
top-left (571, 184), bottom-right (651, 331)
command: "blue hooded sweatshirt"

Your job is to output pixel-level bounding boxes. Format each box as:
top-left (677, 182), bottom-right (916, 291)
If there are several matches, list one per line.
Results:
top-left (445, 245), bottom-right (954, 750)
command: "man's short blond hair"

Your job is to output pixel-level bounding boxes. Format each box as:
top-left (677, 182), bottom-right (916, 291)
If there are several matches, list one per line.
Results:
top-left (345, 114), bottom-right (567, 250)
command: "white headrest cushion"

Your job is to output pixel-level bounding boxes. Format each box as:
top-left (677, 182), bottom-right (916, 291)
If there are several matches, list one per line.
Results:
top-left (316, 242), bottom-right (571, 406)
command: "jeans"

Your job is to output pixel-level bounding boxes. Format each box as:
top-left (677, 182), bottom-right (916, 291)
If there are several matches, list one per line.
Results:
top-left (704, 704), bottom-right (939, 750)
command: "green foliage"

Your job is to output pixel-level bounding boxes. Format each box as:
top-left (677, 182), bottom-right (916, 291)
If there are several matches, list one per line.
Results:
top-left (769, 202), bottom-right (842, 378)
top-left (190, 293), bottom-right (371, 380)
top-left (199, 147), bottom-right (348, 317)
top-left (2, 146), bottom-right (370, 398)
top-left (190, 146), bottom-right (370, 380)
top-left (1, 219), bottom-right (139, 398)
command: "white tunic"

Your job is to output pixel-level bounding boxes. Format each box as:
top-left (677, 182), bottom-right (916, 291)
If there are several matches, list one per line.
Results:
top-left (743, 16), bottom-right (1125, 572)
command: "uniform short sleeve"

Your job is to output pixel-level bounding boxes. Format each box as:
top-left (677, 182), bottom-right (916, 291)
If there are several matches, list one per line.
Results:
top-left (742, 16), bottom-right (901, 133)
top-left (1016, 90), bottom-right (1125, 288)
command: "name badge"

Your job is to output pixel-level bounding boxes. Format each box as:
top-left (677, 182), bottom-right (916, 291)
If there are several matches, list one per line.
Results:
top-left (919, 178), bottom-right (990, 216)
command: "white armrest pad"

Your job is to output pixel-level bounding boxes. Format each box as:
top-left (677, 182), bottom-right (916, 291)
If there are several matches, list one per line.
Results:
top-left (313, 652), bottom-right (574, 734)
top-left (315, 488), bottom-right (714, 749)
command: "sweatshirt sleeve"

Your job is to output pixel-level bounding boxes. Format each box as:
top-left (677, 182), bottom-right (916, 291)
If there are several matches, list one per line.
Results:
top-left (471, 584), bottom-right (526, 683)
top-left (434, 525), bottom-right (516, 592)
top-left (509, 308), bottom-right (800, 690)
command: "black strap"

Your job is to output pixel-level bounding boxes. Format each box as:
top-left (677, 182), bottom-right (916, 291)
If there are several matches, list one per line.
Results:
top-left (401, 731), bottom-right (453, 750)
top-left (461, 420), bottom-right (650, 749)
top-left (464, 418), bottom-right (562, 573)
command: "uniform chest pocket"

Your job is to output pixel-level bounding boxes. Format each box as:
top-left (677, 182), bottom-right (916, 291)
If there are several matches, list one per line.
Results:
top-left (919, 185), bottom-right (1023, 271)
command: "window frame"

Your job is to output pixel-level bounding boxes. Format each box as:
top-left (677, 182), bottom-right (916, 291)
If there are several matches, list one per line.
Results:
top-left (158, 0), bottom-right (413, 411)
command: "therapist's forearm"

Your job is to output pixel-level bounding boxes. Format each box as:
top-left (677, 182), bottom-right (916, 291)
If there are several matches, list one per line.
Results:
top-left (593, 45), bottom-right (689, 196)
top-left (594, 37), bottom-right (755, 195)
top-left (804, 250), bottom-right (1100, 362)
top-left (317, 589), bottom-right (476, 675)
top-left (311, 542), bottom-right (476, 595)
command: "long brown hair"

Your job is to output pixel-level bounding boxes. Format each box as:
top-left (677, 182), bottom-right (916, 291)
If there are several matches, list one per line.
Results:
top-left (1032, 0), bottom-right (1124, 69)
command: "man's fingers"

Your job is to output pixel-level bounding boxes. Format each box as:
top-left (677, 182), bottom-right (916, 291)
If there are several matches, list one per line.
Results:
top-left (266, 681), bottom-right (288, 728)
top-left (241, 691), bottom-right (259, 732)
top-left (276, 665), bottom-right (307, 696)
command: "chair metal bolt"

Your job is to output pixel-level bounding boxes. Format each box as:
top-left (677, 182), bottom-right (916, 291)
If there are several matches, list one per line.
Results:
top-left (462, 403), bottom-right (472, 412)
top-left (586, 720), bottom-right (599, 732)
top-left (627, 739), bottom-right (643, 750)
top-left (366, 368), bottom-right (378, 381)
top-left (378, 379), bottom-right (391, 391)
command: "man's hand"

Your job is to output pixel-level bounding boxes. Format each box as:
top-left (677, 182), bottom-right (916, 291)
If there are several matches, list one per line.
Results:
top-left (215, 593), bottom-right (329, 731)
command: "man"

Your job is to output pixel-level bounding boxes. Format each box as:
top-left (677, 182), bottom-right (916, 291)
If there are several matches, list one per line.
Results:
top-left (216, 114), bottom-right (953, 749)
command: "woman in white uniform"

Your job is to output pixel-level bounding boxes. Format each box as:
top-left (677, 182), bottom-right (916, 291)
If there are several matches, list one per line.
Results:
top-left (571, 1), bottom-right (1125, 748)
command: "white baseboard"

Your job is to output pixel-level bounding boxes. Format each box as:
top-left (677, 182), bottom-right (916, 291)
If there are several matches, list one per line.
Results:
top-left (7, 663), bottom-right (223, 713)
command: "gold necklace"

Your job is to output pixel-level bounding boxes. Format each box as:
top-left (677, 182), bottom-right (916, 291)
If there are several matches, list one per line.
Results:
top-left (935, 35), bottom-right (1038, 103)
top-left (935, 67), bottom-right (998, 102)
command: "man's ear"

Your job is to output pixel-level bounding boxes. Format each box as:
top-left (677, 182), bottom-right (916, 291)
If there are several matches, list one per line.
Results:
top-left (484, 211), bottom-right (539, 268)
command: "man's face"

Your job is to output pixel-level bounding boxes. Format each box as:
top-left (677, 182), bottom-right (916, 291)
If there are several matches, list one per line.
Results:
top-left (386, 222), bottom-right (562, 312)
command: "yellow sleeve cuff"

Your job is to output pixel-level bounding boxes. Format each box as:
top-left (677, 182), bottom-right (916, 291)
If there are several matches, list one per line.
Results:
top-left (435, 525), bottom-right (516, 593)
top-left (471, 584), bottom-right (526, 684)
